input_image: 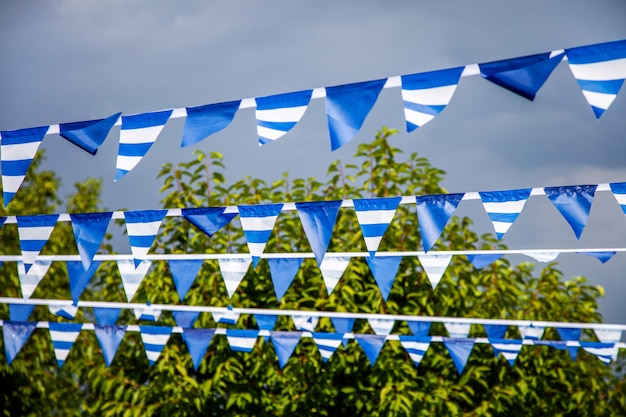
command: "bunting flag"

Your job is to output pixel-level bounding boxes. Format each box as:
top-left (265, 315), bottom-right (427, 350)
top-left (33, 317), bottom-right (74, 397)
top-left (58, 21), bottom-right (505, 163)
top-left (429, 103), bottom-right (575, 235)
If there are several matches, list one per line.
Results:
top-left (268, 257), bottom-right (302, 300)
top-left (445, 322), bottom-right (471, 338)
top-left (479, 52), bottom-right (564, 100)
top-left (3, 321), bottom-right (37, 365)
top-left (181, 207), bottom-right (238, 237)
top-left (312, 332), bottom-right (344, 362)
top-left (415, 193), bottom-right (464, 251)
top-left (325, 79), bottom-right (387, 151)
top-left (8, 304), bottom-right (35, 322)
top-left (140, 325), bottom-right (172, 366)
top-left (609, 182), bottom-right (626, 215)
top-left (17, 260), bottom-right (52, 299)
top-left (124, 210), bottom-right (167, 267)
top-left (48, 322), bottom-right (82, 367)
top-left (226, 329), bottom-right (259, 352)
top-left (255, 90), bottom-right (312, 146)
top-left (581, 342), bottom-right (618, 365)
top-left (479, 189), bottom-right (532, 239)
top-left (117, 260), bottom-right (152, 302)
top-left (254, 314), bottom-right (278, 331)
top-left (483, 324), bottom-right (508, 340)
top-left (408, 321), bottom-right (431, 337)
top-left (353, 196), bottom-right (401, 257)
top-left (94, 325), bottom-right (126, 367)
top-left (182, 328), bottom-right (215, 371)
top-left (134, 305), bottom-right (161, 322)
top-left (594, 328), bottom-right (622, 362)
top-left (168, 260), bottom-right (204, 301)
top-left (557, 327), bottom-right (582, 360)
top-left (59, 112), bottom-right (121, 155)
top-left (70, 212), bottom-right (112, 270)
top-left (330, 317), bottom-right (355, 348)
top-left (0, 126), bottom-right (49, 207)
top-left (566, 39), bottom-right (626, 118)
top-left (49, 304), bottom-right (79, 320)
top-left (544, 185), bottom-right (597, 239)
top-left (66, 261), bottom-right (101, 304)
top-left (17, 214), bottom-right (59, 274)
top-left (295, 200), bottom-right (342, 266)
top-left (212, 309), bottom-right (240, 325)
top-left (368, 318), bottom-right (395, 336)
top-left (417, 254), bottom-right (452, 289)
top-left (522, 251), bottom-right (560, 262)
top-left (399, 335), bottom-right (431, 368)
top-left (270, 331), bottom-right (302, 368)
top-left (443, 338), bottom-right (475, 374)
top-left (217, 257), bottom-right (252, 298)
top-left (365, 256), bottom-right (402, 301)
top-left (238, 204), bottom-right (283, 267)
top-left (319, 256), bottom-right (350, 295)
top-left (181, 101), bottom-right (241, 147)
top-left (172, 311), bottom-right (200, 328)
top-left (355, 334), bottom-right (387, 366)
top-left (490, 339), bottom-right (523, 366)
top-left (467, 254), bottom-right (504, 269)
top-left (519, 325), bottom-right (545, 340)
top-left (400, 67), bottom-right (464, 132)
top-left (578, 251), bottom-right (616, 263)
top-left (93, 307), bottom-right (122, 326)
top-left (292, 315), bottom-right (319, 332)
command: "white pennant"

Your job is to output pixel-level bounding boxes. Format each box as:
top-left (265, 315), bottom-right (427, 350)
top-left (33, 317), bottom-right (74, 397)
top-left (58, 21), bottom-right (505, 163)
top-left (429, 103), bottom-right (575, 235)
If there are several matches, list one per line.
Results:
top-left (218, 257), bottom-right (252, 297)
top-left (368, 318), bottom-right (395, 335)
top-left (117, 260), bottom-right (152, 302)
top-left (319, 256), bottom-right (350, 295)
top-left (417, 254), bottom-right (452, 289)
top-left (522, 251), bottom-right (560, 263)
top-left (18, 260), bottom-right (52, 299)
top-left (444, 322), bottom-right (471, 338)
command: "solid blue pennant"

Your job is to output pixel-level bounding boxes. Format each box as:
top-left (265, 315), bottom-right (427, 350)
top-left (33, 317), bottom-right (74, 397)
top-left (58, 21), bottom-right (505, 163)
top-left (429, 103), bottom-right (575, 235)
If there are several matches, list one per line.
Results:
top-left (544, 185), bottom-right (597, 239)
top-left (408, 321), bottom-right (431, 337)
top-left (483, 324), bottom-right (508, 340)
top-left (8, 304), bottom-right (35, 322)
top-left (182, 328), bottom-right (215, 371)
top-left (557, 327), bottom-right (582, 361)
top-left (3, 321), bottom-right (37, 365)
top-left (443, 338), bottom-right (475, 374)
top-left (93, 307), bottom-right (122, 326)
top-left (270, 331), bottom-right (302, 368)
top-left (330, 317), bottom-right (355, 348)
top-left (66, 260), bottom-right (101, 304)
top-left (59, 112), bottom-right (121, 155)
top-left (415, 193), bottom-right (464, 251)
top-left (182, 100), bottom-right (241, 147)
top-left (577, 251), bottom-right (616, 263)
top-left (181, 207), bottom-right (238, 237)
top-left (94, 325), bottom-right (126, 367)
top-left (172, 311), bottom-right (200, 328)
top-left (70, 212), bottom-right (112, 270)
top-left (168, 259), bottom-right (204, 301)
top-left (295, 200), bottom-right (342, 265)
top-left (467, 254), bottom-right (504, 269)
top-left (365, 256), bottom-right (402, 301)
top-left (268, 258), bottom-right (303, 300)
top-left (254, 314), bottom-right (278, 331)
top-left (355, 334), bottom-right (387, 366)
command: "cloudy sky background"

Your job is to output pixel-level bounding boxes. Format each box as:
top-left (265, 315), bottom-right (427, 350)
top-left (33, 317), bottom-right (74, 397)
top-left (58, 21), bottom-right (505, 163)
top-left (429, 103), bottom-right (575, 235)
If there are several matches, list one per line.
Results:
top-left (1, 1), bottom-right (626, 324)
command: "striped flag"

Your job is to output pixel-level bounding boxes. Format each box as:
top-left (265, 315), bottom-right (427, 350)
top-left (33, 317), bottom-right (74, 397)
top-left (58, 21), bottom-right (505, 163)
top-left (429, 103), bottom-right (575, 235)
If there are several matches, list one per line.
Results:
top-left (581, 342), bottom-right (618, 365)
top-left (479, 189), bottom-right (531, 239)
top-left (490, 339), bottom-right (523, 366)
top-left (238, 204), bottom-right (283, 267)
top-left (226, 329), bottom-right (259, 353)
top-left (17, 214), bottom-right (59, 274)
top-left (319, 255), bottom-right (350, 295)
top-left (140, 325), bottom-right (171, 366)
top-left (17, 260), bottom-right (51, 299)
top-left (353, 197), bottom-right (401, 257)
top-left (399, 336), bottom-right (431, 368)
top-left (417, 254), bottom-right (452, 289)
top-left (255, 90), bottom-right (312, 146)
top-left (609, 182), bottom-right (626, 215)
top-left (218, 257), bottom-right (252, 297)
top-left (117, 260), bottom-right (152, 302)
top-left (124, 210), bottom-right (167, 267)
top-left (312, 332), bottom-right (343, 362)
top-left (49, 322), bottom-right (82, 367)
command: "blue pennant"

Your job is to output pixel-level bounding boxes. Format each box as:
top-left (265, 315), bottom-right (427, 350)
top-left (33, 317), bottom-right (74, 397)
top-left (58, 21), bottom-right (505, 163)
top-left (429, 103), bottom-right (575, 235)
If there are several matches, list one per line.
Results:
top-left (268, 258), bottom-right (302, 300)
top-left (355, 334), bottom-right (387, 366)
top-left (94, 325), bottom-right (126, 367)
top-left (182, 100), bottom-right (241, 147)
top-left (8, 304), bottom-right (35, 322)
top-left (168, 260), bottom-right (204, 301)
top-left (60, 112), bottom-right (121, 155)
top-left (483, 324), bottom-right (508, 340)
top-left (578, 251), bottom-right (616, 264)
top-left (443, 338), bottom-right (475, 374)
top-left (270, 331), bottom-right (302, 368)
top-left (182, 328), bottom-right (215, 371)
top-left (415, 194), bottom-right (464, 251)
top-left (467, 254), bottom-right (503, 269)
top-left (93, 307), bottom-right (122, 326)
top-left (3, 321), bottom-right (37, 365)
top-left (255, 314), bottom-right (278, 331)
top-left (70, 212), bottom-right (112, 270)
top-left (544, 185), bottom-right (597, 239)
top-left (182, 207), bottom-right (238, 237)
top-left (66, 260), bottom-right (101, 304)
top-left (173, 311), bottom-right (200, 328)
top-left (408, 321), bottom-right (431, 337)
top-left (557, 328), bottom-right (582, 361)
top-left (330, 317), bottom-right (355, 348)
top-left (365, 256), bottom-right (402, 301)
top-left (295, 200), bottom-right (342, 265)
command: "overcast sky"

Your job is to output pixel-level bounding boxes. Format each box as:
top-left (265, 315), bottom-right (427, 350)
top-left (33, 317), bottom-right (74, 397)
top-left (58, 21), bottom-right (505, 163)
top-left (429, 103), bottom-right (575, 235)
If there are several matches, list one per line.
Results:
top-left (1, 1), bottom-right (626, 324)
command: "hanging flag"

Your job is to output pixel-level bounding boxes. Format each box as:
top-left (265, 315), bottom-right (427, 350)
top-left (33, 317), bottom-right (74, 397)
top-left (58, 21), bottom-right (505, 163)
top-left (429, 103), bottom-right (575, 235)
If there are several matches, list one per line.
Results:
top-left (117, 260), bottom-right (152, 302)
top-left (309, 333), bottom-right (342, 363)
top-left (355, 334), bottom-right (386, 366)
top-left (544, 185), bottom-right (597, 239)
top-left (325, 79), bottom-right (387, 151)
top-left (226, 329), bottom-right (259, 353)
top-left (479, 189), bottom-right (532, 239)
top-left (172, 311), bottom-right (200, 328)
top-left (319, 255), bottom-right (350, 295)
top-left (93, 307), bottom-right (121, 326)
top-left (483, 324), bottom-right (508, 340)
top-left (17, 214), bottom-right (59, 274)
top-left (94, 325), bottom-right (126, 367)
top-left (218, 256), bottom-right (252, 298)
top-left (268, 257), bottom-right (303, 300)
top-left (330, 317), bottom-right (355, 348)
top-left (292, 315), bottom-right (319, 332)
top-left (401, 67), bottom-right (464, 132)
top-left (168, 259), bottom-right (204, 301)
top-left (213, 309), bottom-right (240, 325)
top-left (270, 331), bottom-right (302, 368)
top-left (70, 212), bottom-right (112, 270)
top-left (49, 304), bottom-right (79, 320)
top-left (181, 100), bottom-right (241, 147)
top-left (368, 318), bottom-right (395, 336)
top-left (417, 254), bottom-right (452, 289)
top-left (415, 193), bottom-right (464, 251)
top-left (296, 200), bottom-right (342, 266)
top-left (255, 90), bottom-right (312, 146)
top-left (577, 251), bottom-right (616, 263)
top-left (115, 110), bottom-right (172, 181)
top-left (59, 112), bottom-right (121, 155)
top-left (140, 325), bottom-right (172, 366)
top-left (408, 321), bottom-right (431, 337)
top-left (182, 328), bottom-right (215, 371)
top-left (8, 304), bottom-right (35, 322)
top-left (522, 251), bottom-right (560, 263)
top-left (581, 342), bottom-right (618, 365)
top-left (467, 253), bottom-right (504, 269)
top-left (557, 327), bottom-right (582, 360)
top-left (134, 305), bottom-right (161, 322)
top-left (181, 207), bottom-right (238, 237)
top-left (238, 204), bottom-right (283, 267)
top-left (353, 196), bottom-right (401, 257)
top-left (1, 126), bottom-right (49, 207)
top-left (566, 39), bottom-right (626, 118)
top-left (254, 314), bottom-right (278, 331)
top-left (519, 325), bottom-right (544, 340)
top-left (365, 256), bottom-right (402, 301)
top-left (490, 339), bottom-right (523, 366)
top-left (443, 338), bottom-right (475, 374)
top-left (609, 182), bottom-right (626, 215)
top-left (49, 322), bottom-right (82, 367)
top-left (3, 321), bottom-right (37, 365)
top-left (399, 335), bottom-right (431, 368)
top-left (595, 328), bottom-right (622, 345)
top-left (66, 261), bottom-right (101, 304)
top-left (17, 260), bottom-right (51, 299)
top-left (124, 210), bottom-right (167, 267)
top-left (444, 322), bottom-right (471, 338)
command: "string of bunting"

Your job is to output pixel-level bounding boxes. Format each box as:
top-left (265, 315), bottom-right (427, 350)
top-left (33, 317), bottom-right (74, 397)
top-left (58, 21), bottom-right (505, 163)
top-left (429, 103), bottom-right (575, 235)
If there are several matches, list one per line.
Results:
top-left (1, 39), bottom-right (625, 207)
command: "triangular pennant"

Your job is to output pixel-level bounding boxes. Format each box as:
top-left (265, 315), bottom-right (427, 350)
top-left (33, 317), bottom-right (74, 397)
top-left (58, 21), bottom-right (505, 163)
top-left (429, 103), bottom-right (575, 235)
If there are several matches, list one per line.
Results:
top-left (557, 328), bottom-right (582, 360)
top-left (66, 260), bottom-right (101, 304)
top-left (417, 254), bottom-right (452, 289)
top-left (368, 318), bottom-right (395, 336)
top-left (49, 322), bottom-right (82, 367)
top-left (49, 304), bottom-right (79, 320)
top-left (70, 212), bottom-right (112, 270)
top-left (365, 256), bottom-right (402, 301)
top-left (400, 67), bottom-right (464, 132)
top-left (181, 100), bottom-right (241, 147)
top-left (479, 52), bottom-right (564, 100)
top-left (17, 260), bottom-right (52, 299)
top-left (312, 332), bottom-right (344, 362)
top-left (518, 325), bottom-right (544, 340)
top-left (124, 210), bottom-right (167, 267)
top-left (93, 308), bottom-right (121, 326)
top-left (319, 256), bottom-right (350, 295)
top-left (355, 334), bottom-right (386, 366)
top-left (168, 260), bottom-right (204, 301)
top-left (467, 254), bottom-right (503, 269)
top-left (325, 79), bottom-right (387, 150)
top-left (212, 309), bottom-right (240, 325)
top-left (255, 90), bottom-right (312, 146)
top-left (3, 321), bottom-right (37, 365)
top-left (8, 304), bottom-right (35, 322)
top-left (292, 315), bottom-right (319, 332)
top-left (443, 338), bottom-right (475, 374)
top-left (483, 324), bottom-right (508, 340)
top-left (399, 335), bottom-right (431, 368)
top-left (1, 126), bottom-right (49, 207)
top-left (566, 39), bottom-right (626, 118)
top-left (115, 110), bottom-right (172, 181)
top-left (117, 260), bottom-right (152, 302)
top-left (408, 321), bottom-right (431, 337)
top-left (578, 251), bottom-right (616, 263)
top-left (94, 325), bottom-right (126, 367)
top-left (479, 189), bottom-right (531, 239)
top-left (139, 325), bottom-right (172, 366)
top-left (268, 257), bottom-right (302, 300)
top-left (593, 329), bottom-right (621, 362)
top-left (609, 182), bottom-right (626, 215)
top-left (181, 207), bottom-right (238, 237)
top-left (238, 204), bottom-right (283, 267)
top-left (17, 214), bottom-right (59, 274)
top-left (134, 305), bottom-right (161, 322)
top-left (330, 317), bottom-right (355, 348)
top-left (172, 311), bottom-right (200, 328)
top-left (353, 197), bottom-right (401, 257)
top-left (254, 314), bottom-right (278, 331)
top-left (415, 193), bottom-right (464, 251)
top-left (581, 342), bottom-right (618, 365)
top-left (59, 112), bottom-right (121, 155)
top-left (544, 185), bottom-right (597, 239)
top-left (295, 201), bottom-right (342, 266)
top-left (535, 340), bottom-right (567, 351)
top-left (182, 328), bottom-right (215, 371)
top-left (521, 251), bottom-right (560, 262)
top-left (217, 257), bottom-right (252, 298)
top-left (444, 322), bottom-right (471, 338)
top-left (489, 339), bottom-right (523, 366)
top-left (226, 329), bottom-right (259, 353)
top-left (270, 331), bottom-right (302, 368)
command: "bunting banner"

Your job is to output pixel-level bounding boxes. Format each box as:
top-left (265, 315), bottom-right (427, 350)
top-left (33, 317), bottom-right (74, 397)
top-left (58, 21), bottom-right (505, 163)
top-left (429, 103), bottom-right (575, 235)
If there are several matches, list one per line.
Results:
top-left (17, 260), bottom-right (52, 299)
top-left (66, 260), bottom-right (101, 304)
top-left (365, 256), bottom-right (402, 300)
top-left (544, 185), bottom-right (597, 239)
top-left (399, 335), bottom-right (431, 368)
top-left (95, 325), bottom-right (127, 367)
top-left (182, 328), bottom-right (215, 370)
top-left (3, 321), bottom-right (37, 365)
top-left (479, 189), bottom-right (531, 240)
top-left (140, 325), bottom-right (172, 366)
top-left (117, 260), bottom-right (152, 302)
top-left (181, 207), bottom-right (238, 238)
top-left (319, 255), bottom-right (350, 295)
top-left (312, 332), bottom-right (344, 362)
top-left (415, 193), bottom-right (464, 251)
top-left (417, 254), bottom-right (452, 289)
top-left (48, 322), bottom-right (83, 367)
top-left (270, 331), bottom-right (302, 368)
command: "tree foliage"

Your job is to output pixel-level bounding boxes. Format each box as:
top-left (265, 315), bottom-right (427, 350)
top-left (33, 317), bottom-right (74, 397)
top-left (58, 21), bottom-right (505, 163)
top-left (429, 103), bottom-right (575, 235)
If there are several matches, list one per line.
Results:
top-left (1, 129), bottom-right (625, 416)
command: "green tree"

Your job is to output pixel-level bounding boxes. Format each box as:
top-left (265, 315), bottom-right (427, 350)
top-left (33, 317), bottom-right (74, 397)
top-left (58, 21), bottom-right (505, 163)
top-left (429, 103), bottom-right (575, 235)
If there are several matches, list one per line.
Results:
top-left (1, 128), bottom-right (625, 416)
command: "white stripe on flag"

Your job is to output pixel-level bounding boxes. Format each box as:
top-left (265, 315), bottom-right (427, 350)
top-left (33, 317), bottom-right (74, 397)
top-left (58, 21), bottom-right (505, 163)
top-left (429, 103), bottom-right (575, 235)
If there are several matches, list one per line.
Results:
top-left (569, 58), bottom-right (626, 80)
top-left (482, 200), bottom-right (526, 213)
top-left (18, 226), bottom-right (56, 240)
top-left (126, 221), bottom-right (163, 236)
top-left (355, 210), bottom-right (396, 224)
top-left (0, 142), bottom-right (42, 160)
top-left (120, 125), bottom-right (165, 144)
top-left (402, 85), bottom-right (457, 105)
top-left (256, 105), bottom-right (308, 122)
top-left (240, 216), bottom-right (278, 231)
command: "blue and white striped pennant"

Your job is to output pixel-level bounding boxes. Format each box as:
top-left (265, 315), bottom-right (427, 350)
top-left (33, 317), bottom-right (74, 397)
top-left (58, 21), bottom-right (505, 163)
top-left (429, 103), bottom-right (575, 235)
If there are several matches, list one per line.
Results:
top-left (581, 342), bottom-right (618, 365)
top-left (489, 339), bottom-right (523, 366)
top-left (238, 204), bottom-right (283, 267)
top-left (368, 318), bottom-right (395, 336)
top-left (1, 126), bottom-right (49, 207)
top-left (117, 259), bottom-right (152, 302)
top-left (444, 322), bottom-right (471, 338)
top-left (17, 260), bottom-right (52, 299)
top-left (312, 332), bottom-right (343, 362)
top-left (319, 256), bottom-right (350, 295)
top-left (609, 182), bottom-right (626, 215)
top-left (124, 210), bottom-right (167, 267)
top-left (255, 90), bottom-right (312, 146)
top-left (292, 315), bottom-right (319, 332)
top-left (140, 325), bottom-right (172, 366)
top-left (134, 305), bottom-right (162, 322)
top-left (519, 325), bottom-right (544, 340)
top-left (48, 322), bottom-right (82, 367)
top-left (399, 335), bottom-right (431, 368)
top-left (213, 309), bottom-right (240, 325)
top-left (218, 256), bottom-right (252, 298)
top-left (115, 110), bottom-right (172, 181)
top-left (49, 304), bottom-right (79, 320)
top-left (353, 197), bottom-right (401, 257)
top-left (479, 189), bottom-right (531, 239)
top-left (417, 254), bottom-right (452, 289)
top-left (226, 329), bottom-right (259, 353)
top-left (401, 67), bottom-right (464, 132)
top-left (17, 214), bottom-right (59, 274)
